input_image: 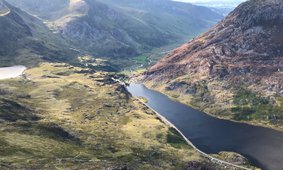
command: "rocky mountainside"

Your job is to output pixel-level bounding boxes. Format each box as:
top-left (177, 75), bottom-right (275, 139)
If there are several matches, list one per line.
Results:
top-left (7, 0), bottom-right (222, 58)
top-left (144, 0), bottom-right (283, 129)
top-left (0, 0), bottom-right (78, 67)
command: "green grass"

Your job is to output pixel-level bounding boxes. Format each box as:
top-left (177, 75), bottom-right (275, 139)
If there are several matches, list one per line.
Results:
top-left (166, 128), bottom-right (190, 149)
top-left (233, 88), bottom-right (269, 106)
top-left (232, 88), bottom-right (283, 124)
top-left (134, 55), bottom-right (148, 65)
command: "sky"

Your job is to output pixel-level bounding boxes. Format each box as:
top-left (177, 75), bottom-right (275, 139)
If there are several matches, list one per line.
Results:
top-left (174, 0), bottom-right (247, 8)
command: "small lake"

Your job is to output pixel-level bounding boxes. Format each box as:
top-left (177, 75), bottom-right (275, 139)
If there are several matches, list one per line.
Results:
top-left (0, 66), bottom-right (26, 80)
top-left (127, 83), bottom-right (283, 170)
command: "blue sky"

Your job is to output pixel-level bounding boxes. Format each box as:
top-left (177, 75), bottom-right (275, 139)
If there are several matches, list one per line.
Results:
top-left (174, 0), bottom-right (247, 8)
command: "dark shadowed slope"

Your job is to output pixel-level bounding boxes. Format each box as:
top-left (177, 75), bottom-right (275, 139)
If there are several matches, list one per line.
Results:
top-left (0, 0), bottom-right (78, 67)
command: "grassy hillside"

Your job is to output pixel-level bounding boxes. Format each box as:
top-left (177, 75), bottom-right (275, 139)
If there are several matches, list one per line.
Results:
top-left (103, 0), bottom-right (221, 38)
top-left (0, 63), bottom-right (224, 169)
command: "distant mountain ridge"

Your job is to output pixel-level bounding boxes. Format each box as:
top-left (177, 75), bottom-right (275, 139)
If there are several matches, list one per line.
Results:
top-left (144, 0), bottom-right (283, 129)
top-left (6, 0), bottom-right (223, 58)
top-left (178, 0), bottom-right (246, 8)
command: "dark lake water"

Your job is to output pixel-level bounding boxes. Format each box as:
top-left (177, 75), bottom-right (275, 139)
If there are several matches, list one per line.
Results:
top-left (127, 83), bottom-right (283, 170)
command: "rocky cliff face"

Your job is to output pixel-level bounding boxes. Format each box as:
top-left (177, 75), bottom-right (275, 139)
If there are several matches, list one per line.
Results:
top-left (144, 0), bottom-right (283, 129)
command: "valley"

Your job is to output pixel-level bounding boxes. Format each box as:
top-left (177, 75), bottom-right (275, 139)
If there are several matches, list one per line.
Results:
top-left (0, 0), bottom-right (282, 169)
top-left (7, 0), bottom-right (222, 61)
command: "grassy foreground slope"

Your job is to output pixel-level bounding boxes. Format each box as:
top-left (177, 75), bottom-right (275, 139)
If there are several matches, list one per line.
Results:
top-left (0, 63), bottom-right (224, 169)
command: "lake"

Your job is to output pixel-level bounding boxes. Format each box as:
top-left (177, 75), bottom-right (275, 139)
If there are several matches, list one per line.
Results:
top-left (0, 66), bottom-right (26, 80)
top-left (127, 83), bottom-right (283, 170)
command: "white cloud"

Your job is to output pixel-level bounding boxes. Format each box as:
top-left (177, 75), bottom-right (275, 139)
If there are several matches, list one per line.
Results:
top-left (174, 0), bottom-right (247, 8)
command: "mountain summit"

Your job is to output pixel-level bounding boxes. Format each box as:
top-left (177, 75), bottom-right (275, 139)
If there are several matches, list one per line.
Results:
top-left (144, 0), bottom-right (283, 128)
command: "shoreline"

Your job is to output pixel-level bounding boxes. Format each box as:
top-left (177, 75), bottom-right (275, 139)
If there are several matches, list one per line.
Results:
top-left (117, 78), bottom-right (253, 170)
top-left (133, 97), bottom-right (251, 170)
top-left (141, 82), bottom-right (283, 132)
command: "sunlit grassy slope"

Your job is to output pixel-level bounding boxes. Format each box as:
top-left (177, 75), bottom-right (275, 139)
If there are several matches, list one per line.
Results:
top-left (0, 63), bottom-right (222, 169)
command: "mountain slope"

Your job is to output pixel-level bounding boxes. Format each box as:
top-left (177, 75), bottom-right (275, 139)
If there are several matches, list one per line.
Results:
top-left (7, 0), bottom-right (223, 58)
top-left (144, 0), bottom-right (283, 129)
top-left (102, 0), bottom-right (222, 40)
top-left (0, 0), bottom-right (78, 67)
